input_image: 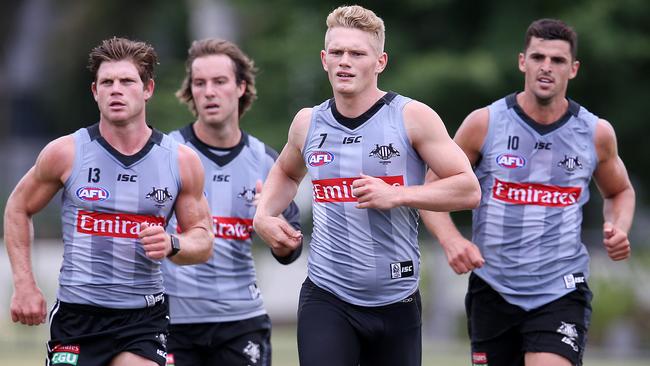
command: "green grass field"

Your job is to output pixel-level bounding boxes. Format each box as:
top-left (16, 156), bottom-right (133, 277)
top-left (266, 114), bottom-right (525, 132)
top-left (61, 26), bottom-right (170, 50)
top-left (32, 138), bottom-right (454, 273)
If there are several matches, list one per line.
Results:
top-left (3, 322), bottom-right (646, 365)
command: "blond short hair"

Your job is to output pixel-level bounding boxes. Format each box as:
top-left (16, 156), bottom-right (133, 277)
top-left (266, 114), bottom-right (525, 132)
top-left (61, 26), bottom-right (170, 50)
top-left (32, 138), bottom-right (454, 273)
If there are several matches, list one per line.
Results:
top-left (325, 5), bottom-right (385, 54)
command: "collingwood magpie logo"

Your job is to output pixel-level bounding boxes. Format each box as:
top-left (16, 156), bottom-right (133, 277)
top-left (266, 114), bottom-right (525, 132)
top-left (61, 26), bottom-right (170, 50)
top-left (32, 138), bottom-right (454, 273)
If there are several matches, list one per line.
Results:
top-left (146, 187), bottom-right (173, 205)
top-left (556, 321), bottom-right (580, 352)
top-left (243, 341), bottom-right (261, 364)
top-left (369, 143), bottom-right (400, 164)
top-left (237, 186), bottom-right (256, 203)
top-left (557, 154), bottom-right (583, 174)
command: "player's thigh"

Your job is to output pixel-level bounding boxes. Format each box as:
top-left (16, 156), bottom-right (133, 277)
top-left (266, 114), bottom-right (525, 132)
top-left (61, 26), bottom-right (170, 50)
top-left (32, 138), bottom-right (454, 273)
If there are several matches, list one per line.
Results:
top-left (471, 328), bottom-right (524, 366)
top-left (210, 326), bottom-right (271, 366)
top-left (521, 286), bottom-right (592, 366)
top-left (109, 352), bottom-right (159, 366)
top-left (297, 279), bottom-right (360, 366)
top-left (525, 352), bottom-right (572, 366)
top-left (166, 324), bottom-right (203, 366)
top-left (360, 292), bottom-right (422, 366)
top-left (466, 274), bottom-right (526, 366)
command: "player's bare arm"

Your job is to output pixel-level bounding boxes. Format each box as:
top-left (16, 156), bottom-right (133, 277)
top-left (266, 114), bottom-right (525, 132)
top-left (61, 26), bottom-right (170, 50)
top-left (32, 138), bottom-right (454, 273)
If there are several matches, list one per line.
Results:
top-left (354, 100), bottom-right (480, 211)
top-left (418, 108), bottom-right (489, 274)
top-left (4, 136), bottom-right (74, 325)
top-left (253, 108), bottom-right (310, 257)
top-left (140, 144), bottom-right (213, 264)
top-left (593, 118), bottom-right (635, 261)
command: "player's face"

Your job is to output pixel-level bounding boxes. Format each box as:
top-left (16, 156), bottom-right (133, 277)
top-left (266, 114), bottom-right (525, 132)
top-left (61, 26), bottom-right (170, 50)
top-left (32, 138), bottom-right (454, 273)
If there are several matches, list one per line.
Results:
top-left (519, 37), bottom-right (579, 103)
top-left (92, 60), bottom-right (153, 125)
top-left (321, 27), bottom-right (387, 96)
top-left (191, 54), bottom-right (245, 127)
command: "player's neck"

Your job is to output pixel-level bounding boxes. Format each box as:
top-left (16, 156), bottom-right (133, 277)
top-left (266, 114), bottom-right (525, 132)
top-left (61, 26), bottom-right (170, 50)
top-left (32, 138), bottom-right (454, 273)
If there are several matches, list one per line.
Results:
top-left (193, 118), bottom-right (242, 148)
top-left (517, 91), bottom-right (569, 125)
top-left (333, 88), bottom-right (386, 118)
top-left (98, 119), bottom-right (152, 155)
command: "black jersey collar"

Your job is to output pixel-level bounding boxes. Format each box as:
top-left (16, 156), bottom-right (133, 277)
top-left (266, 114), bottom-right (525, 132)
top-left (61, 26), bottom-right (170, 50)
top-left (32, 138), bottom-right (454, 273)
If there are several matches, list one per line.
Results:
top-left (179, 123), bottom-right (248, 167)
top-left (87, 122), bottom-right (163, 167)
top-left (329, 91), bottom-right (397, 130)
top-left (506, 92), bottom-right (580, 135)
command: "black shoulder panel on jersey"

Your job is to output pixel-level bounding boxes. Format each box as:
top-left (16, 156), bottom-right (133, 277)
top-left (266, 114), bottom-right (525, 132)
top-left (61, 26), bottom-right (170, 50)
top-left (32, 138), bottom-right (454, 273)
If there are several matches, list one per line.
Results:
top-left (264, 144), bottom-right (279, 161)
top-left (179, 123), bottom-right (195, 143)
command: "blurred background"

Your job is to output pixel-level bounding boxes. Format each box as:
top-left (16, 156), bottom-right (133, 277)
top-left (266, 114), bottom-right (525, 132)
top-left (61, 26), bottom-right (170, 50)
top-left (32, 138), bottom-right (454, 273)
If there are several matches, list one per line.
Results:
top-left (1, 0), bottom-right (649, 364)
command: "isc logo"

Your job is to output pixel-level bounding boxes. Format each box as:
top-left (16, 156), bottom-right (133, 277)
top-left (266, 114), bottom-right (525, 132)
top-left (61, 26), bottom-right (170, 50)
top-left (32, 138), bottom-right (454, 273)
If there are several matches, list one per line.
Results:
top-left (308, 151), bottom-right (334, 167)
top-left (496, 153), bottom-right (526, 169)
top-left (76, 187), bottom-right (110, 201)
top-left (390, 260), bottom-right (414, 279)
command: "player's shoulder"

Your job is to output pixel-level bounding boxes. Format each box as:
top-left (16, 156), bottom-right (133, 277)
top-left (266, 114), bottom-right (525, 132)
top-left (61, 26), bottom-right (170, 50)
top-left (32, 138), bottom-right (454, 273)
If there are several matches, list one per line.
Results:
top-left (462, 107), bottom-right (490, 128)
top-left (245, 132), bottom-right (280, 161)
top-left (594, 118), bottom-right (617, 156)
top-left (288, 107), bottom-right (313, 139)
top-left (402, 99), bottom-right (441, 126)
top-left (292, 107), bottom-right (313, 126)
top-left (41, 134), bottom-right (75, 162)
top-left (34, 134), bottom-right (75, 181)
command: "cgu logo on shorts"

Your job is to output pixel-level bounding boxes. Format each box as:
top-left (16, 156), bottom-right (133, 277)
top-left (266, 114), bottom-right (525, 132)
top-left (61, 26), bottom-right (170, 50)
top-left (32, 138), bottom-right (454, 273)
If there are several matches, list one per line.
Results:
top-left (312, 175), bottom-right (405, 203)
top-left (496, 153), bottom-right (526, 169)
top-left (76, 210), bottom-right (165, 238)
top-left (213, 217), bottom-right (253, 240)
top-left (76, 187), bottom-right (110, 201)
top-left (492, 178), bottom-right (581, 207)
top-left (51, 344), bottom-right (80, 365)
top-left (307, 151), bottom-right (334, 167)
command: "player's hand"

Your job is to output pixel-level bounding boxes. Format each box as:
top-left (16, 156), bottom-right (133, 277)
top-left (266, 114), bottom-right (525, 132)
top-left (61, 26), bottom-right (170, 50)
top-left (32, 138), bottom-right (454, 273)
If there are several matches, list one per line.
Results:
top-left (139, 222), bottom-right (171, 260)
top-left (253, 179), bottom-right (263, 207)
top-left (603, 221), bottom-right (631, 261)
top-left (352, 173), bottom-right (399, 210)
top-left (440, 237), bottom-right (485, 275)
top-left (253, 215), bottom-right (302, 256)
top-left (10, 285), bottom-right (47, 326)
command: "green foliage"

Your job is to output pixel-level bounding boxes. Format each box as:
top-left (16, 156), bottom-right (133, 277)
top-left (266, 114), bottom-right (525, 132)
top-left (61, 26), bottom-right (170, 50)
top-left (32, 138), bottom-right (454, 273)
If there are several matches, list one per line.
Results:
top-left (589, 278), bottom-right (636, 343)
top-left (1, 0), bottom-right (649, 190)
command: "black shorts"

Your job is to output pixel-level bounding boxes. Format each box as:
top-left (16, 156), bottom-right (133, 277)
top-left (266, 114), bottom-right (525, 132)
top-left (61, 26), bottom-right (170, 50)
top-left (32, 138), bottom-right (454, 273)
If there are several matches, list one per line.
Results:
top-left (466, 273), bottom-right (592, 366)
top-left (297, 277), bottom-right (422, 366)
top-left (47, 295), bottom-right (169, 366)
top-left (166, 314), bottom-right (271, 366)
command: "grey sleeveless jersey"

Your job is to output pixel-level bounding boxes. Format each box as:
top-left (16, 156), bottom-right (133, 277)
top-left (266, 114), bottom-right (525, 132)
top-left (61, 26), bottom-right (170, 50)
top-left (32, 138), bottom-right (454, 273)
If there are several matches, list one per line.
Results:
top-left (58, 123), bottom-right (181, 308)
top-left (473, 93), bottom-right (598, 310)
top-left (304, 92), bottom-right (426, 306)
top-left (162, 126), bottom-right (301, 324)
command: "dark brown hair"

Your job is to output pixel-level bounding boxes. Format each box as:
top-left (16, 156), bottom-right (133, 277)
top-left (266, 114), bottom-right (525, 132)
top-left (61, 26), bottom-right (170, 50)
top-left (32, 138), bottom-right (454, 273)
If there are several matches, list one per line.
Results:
top-left (87, 37), bottom-right (158, 84)
top-left (176, 39), bottom-right (257, 118)
top-left (524, 19), bottom-right (578, 60)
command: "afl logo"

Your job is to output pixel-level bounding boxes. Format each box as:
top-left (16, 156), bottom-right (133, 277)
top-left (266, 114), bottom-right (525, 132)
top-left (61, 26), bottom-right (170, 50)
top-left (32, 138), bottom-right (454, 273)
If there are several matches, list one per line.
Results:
top-left (76, 186), bottom-right (110, 201)
top-left (496, 153), bottom-right (526, 169)
top-left (308, 151), bottom-right (334, 167)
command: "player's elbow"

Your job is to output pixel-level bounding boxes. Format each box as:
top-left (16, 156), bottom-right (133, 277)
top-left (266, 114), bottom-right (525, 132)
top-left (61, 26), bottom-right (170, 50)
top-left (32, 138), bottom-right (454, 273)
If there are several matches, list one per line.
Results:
top-left (468, 183), bottom-right (481, 209)
top-left (198, 233), bottom-right (215, 262)
top-left (461, 174), bottom-right (481, 209)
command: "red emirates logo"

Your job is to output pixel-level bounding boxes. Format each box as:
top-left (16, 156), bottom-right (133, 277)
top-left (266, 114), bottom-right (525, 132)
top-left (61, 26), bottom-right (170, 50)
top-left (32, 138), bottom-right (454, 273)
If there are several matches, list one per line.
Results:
top-left (76, 210), bottom-right (165, 238)
top-left (52, 344), bottom-right (80, 354)
top-left (472, 352), bottom-right (488, 364)
top-left (312, 175), bottom-right (405, 203)
top-left (214, 217), bottom-right (253, 240)
top-left (492, 178), bottom-right (581, 207)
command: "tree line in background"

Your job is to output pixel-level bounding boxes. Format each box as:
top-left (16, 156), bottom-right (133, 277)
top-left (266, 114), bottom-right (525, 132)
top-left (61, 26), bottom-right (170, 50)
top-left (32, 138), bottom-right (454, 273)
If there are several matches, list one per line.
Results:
top-left (1, 0), bottom-right (648, 197)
